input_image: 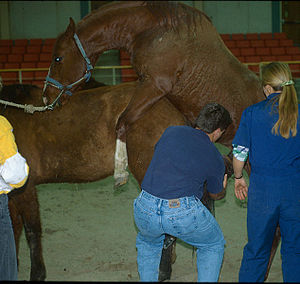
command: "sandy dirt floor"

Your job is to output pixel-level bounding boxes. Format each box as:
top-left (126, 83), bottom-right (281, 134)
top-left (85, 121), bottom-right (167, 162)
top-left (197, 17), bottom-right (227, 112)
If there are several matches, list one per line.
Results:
top-left (17, 144), bottom-right (283, 282)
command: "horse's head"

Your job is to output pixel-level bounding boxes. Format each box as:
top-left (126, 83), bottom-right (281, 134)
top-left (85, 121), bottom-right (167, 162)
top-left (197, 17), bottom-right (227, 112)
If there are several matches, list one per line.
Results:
top-left (42, 18), bottom-right (94, 109)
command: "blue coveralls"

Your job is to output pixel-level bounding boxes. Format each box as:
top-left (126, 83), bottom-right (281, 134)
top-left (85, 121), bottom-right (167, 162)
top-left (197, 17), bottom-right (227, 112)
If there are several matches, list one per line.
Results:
top-left (232, 93), bottom-right (300, 282)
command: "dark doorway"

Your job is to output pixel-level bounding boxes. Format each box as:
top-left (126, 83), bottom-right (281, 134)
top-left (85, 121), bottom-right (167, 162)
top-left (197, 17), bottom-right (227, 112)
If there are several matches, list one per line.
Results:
top-left (282, 1), bottom-right (300, 46)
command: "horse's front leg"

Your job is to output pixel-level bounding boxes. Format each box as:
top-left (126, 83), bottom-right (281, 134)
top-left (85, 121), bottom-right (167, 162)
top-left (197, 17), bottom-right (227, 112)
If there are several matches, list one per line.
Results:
top-left (114, 81), bottom-right (167, 188)
top-left (8, 195), bottom-right (24, 266)
top-left (12, 183), bottom-right (46, 281)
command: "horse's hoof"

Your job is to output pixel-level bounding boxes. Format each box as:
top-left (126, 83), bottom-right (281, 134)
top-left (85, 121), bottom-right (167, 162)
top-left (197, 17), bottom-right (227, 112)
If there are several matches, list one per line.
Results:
top-left (30, 266), bottom-right (46, 281)
top-left (158, 271), bottom-right (171, 282)
top-left (114, 176), bottom-right (128, 189)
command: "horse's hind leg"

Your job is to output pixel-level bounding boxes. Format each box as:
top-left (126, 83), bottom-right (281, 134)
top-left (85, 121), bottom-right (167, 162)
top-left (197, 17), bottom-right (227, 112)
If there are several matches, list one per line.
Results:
top-left (114, 82), bottom-right (167, 188)
top-left (159, 235), bottom-right (177, 281)
top-left (11, 184), bottom-right (46, 281)
top-left (264, 225), bottom-right (281, 281)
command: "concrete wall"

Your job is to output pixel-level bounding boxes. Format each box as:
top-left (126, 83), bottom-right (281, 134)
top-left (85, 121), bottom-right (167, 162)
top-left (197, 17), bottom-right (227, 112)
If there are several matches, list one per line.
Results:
top-left (203, 1), bottom-right (273, 34)
top-left (1, 1), bottom-right (81, 39)
top-left (0, 1), bottom-right (275, 40)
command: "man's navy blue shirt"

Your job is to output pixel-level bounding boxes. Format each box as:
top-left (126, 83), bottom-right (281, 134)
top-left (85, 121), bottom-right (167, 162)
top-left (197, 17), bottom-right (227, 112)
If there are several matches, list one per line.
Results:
top-left (141, 125), bottom-right (225, 200)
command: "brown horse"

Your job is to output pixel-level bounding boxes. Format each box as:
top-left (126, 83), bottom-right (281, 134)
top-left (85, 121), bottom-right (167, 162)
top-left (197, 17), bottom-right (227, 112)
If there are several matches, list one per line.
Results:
top-left (3, 82), bottom-right (279, 281)
top-left (2, 82), bottom-right (232, 281)
top-left (41, 1), bottom-right (265, 187)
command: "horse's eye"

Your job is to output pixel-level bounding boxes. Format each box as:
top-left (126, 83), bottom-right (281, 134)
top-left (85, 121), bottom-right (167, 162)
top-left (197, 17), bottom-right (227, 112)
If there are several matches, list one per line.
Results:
top-left (55, 57), bottom-right (62, 62)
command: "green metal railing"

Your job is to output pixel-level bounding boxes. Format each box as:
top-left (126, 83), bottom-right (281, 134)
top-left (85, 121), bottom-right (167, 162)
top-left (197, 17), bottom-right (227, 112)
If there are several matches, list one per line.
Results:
top-left (0, 62), bottom-right (299, 86)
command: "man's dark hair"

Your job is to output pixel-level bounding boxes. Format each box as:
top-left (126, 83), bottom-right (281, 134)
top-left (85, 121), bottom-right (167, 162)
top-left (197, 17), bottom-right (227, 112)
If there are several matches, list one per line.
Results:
top-left (195, 103), bottom-right (232, 133)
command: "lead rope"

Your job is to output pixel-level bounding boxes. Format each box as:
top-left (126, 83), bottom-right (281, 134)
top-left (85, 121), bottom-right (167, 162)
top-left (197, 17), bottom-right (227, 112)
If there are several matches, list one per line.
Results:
top-left (0, 99), bottom-right (49, 114)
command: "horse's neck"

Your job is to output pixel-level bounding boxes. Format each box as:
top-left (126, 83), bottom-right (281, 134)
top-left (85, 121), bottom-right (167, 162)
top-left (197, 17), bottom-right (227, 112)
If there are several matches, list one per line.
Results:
top-left (77, 3), bottom-right (157, 60)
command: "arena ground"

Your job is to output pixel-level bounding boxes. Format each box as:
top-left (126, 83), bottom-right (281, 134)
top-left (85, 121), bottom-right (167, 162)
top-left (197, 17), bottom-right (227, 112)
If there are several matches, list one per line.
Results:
top-left (17, 144), bottom-right (282, 282)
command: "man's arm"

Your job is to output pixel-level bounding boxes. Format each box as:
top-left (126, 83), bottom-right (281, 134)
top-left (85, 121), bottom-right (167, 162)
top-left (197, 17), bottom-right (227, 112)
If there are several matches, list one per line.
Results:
top-left (208, 174), bottom-right (227, 200)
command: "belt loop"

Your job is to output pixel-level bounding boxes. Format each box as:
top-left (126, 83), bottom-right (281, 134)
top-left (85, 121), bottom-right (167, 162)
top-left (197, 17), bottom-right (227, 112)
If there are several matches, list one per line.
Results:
top-left (187, 197), bottom-right (190, 208)
top-left (157, 199), bottom-right (162, 215)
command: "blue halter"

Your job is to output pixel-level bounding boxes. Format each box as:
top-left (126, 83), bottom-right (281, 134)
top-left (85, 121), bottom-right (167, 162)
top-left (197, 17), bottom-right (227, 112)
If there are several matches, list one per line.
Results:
top-left (43, 33), bottom-right (94, 110)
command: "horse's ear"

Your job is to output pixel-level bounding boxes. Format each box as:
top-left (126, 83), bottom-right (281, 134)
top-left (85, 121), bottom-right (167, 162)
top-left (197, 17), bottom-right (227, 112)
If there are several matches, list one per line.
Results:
top-left (65, 17), bottom-right (76, 37)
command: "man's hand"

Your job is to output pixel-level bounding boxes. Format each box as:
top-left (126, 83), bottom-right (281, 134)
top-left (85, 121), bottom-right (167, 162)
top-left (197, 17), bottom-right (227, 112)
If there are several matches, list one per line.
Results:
top-left (223, 173), bottom-right (228, 189)
top-left (234, 177), bottom-right (248, 200)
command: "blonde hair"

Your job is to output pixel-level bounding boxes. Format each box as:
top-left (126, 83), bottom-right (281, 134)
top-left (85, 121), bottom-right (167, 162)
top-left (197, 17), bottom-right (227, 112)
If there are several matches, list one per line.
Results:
top-left (261, 62), bottom-right (298, 139)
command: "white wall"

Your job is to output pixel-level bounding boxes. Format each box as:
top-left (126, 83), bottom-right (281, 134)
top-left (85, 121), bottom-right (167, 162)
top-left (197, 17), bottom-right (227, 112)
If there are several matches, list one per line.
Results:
top-left (202, 1), bottom-right (272, 34)
top-left (8, 1), bottom-right (81, 39)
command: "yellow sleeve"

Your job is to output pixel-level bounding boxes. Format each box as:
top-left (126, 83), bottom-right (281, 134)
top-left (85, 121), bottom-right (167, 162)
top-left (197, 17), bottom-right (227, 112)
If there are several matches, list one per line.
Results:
top-left (0, 116), bottom-right (29, 190)
top-left (0, 116), bottom-right (18, 164)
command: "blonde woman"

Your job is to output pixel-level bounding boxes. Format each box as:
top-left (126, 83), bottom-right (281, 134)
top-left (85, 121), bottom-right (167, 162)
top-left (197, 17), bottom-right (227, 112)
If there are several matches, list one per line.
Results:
top-left (232, 62), bottom-right (300, 282)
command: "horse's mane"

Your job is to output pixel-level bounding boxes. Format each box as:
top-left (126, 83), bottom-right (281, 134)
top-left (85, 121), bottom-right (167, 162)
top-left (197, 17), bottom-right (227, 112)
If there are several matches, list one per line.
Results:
top-left (145, 1), bottom-right (211, 31)
top-left (78, 1), bottom-right (210, 33)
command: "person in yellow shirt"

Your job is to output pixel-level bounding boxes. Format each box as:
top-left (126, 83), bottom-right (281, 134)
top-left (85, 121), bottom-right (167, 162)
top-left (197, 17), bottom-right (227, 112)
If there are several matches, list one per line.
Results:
top-left (0, 115), bottom-right (29, 281)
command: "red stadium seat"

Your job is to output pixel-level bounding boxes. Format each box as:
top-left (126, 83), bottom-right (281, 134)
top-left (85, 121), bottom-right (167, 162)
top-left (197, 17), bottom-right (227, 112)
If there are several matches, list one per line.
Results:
top-left (0, 46), bottom-right (11, 54)
top-left (7, 54), bottom-right (23, 63)
top-left (23, 54), bottom-right (39, 62)
top-left (273, 32), bottom-right (287, 39)
top-left (4, 63), bottom-right (20, 69)
top-left (244, 56), bottom-right (261, 63)
top-left (37, 62), bottom-right (50, 68)
top-left (260, 33), bottom-right (273, 40)
top-left (224, 40), bottom-right (236, 48)
top-left (230, 48), bottom-right (241, 57)
top-left (120, 58), bottom-right (131, 65)
top-left (275, 55), bottom-right (292, 61)
top-left (41, 45), bottom-right (54, 53)
top-left (250, 40), bottom-right (265, 48)
top-left (29, 38), bottom-right (43, 46)
top-left (236, 40), bottom-right (251, 48)
top-left (248, 65), bottom-right (260, 73)
top-left (43, 38), bottom-right (56, 46)
top-left (264, 40), bottom-right (279, 48)
top-left (0, 39), bottom-right (13, 46)
top-left (285, 46), bottom-right (300, 55)
top-left (27, 45), bottom-right (42, 54)
top-left (240, 48), bottom-right (255, 56)
top-left (120, 50), bottom-right (131, 60)
top-left (0, 55), bottom-right (7, 63)
top-left (255, 47), bottom-right (270, 56)
top-left (34, 70), bottom-right (48, 79)
top-left (39, 53), bottom-right (52, 62)
top-left (11, 46), bottom-right (26, 54)
top-left (231, 33), bottom-right (245, 40)
top-left (260, 55), bottom-right (277, 62)
top-left (1, 71), bottom-right (18, 81)
top-left (14, 39), bottom-right (28, 46)
top-left (279, 39), bottom-right (294, 47)
top-left (21, 62), bottom-right (36, 68)
top-left (220, 34), bottom-right (231, 41)
top-left (246, 33), bottom-right (259, 40)
top-left (270, 47), bottom-right (286, 56)
top-left (292, 54), bottom-right (300, 60)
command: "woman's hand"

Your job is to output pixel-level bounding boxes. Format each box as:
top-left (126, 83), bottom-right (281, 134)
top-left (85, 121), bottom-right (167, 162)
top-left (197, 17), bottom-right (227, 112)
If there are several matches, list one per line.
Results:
top-left (234, 177), bottom-right (248, 200)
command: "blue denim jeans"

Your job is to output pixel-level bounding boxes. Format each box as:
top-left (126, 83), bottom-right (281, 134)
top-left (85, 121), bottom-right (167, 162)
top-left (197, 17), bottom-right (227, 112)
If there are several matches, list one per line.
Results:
top-left (0, 194), bottom-right (18, 281)
top-left (134, 190), bottom-right (225, 282)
